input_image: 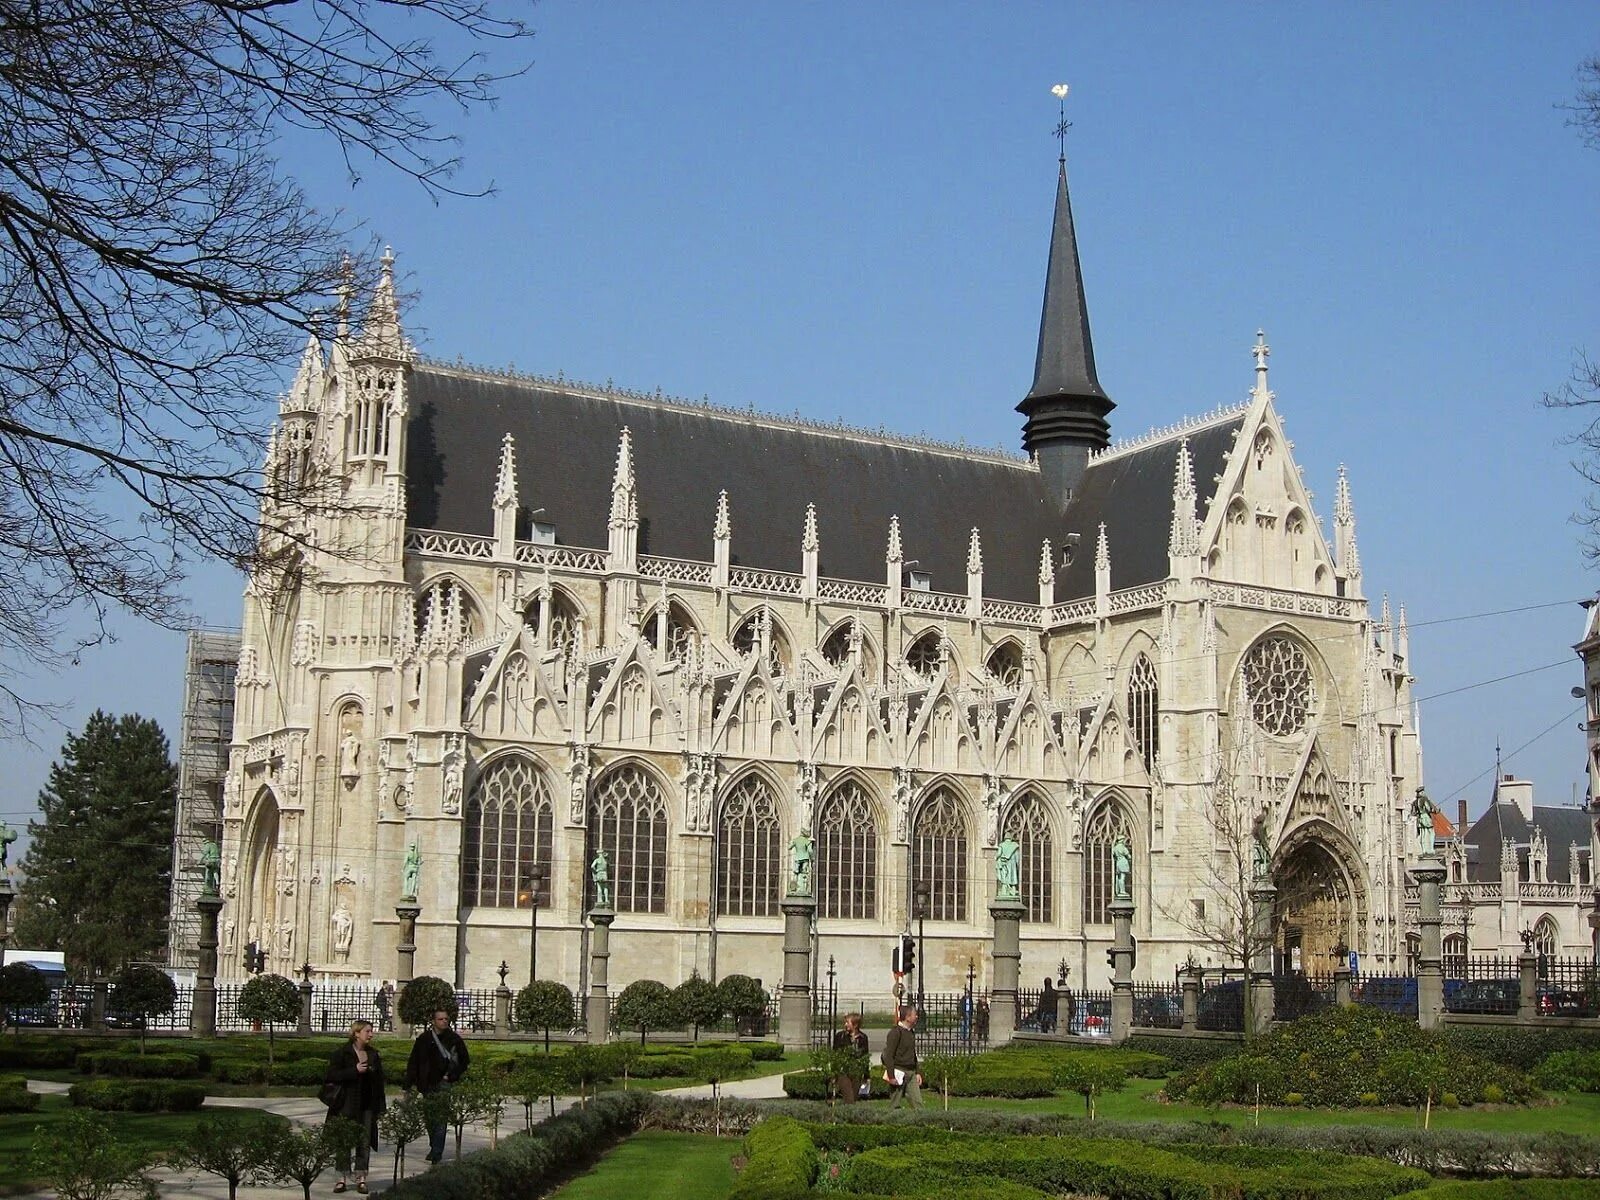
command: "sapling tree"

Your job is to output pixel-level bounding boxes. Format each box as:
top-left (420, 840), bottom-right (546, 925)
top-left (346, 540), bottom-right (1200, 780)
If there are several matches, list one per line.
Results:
top-left (28, 1110), bottom-right (157, 1200)
top-left (560, 1043), bottom-right (612, 1108)
top-left (172, 1114), bottom-right (277, 1200)
top-left (513, 980), bottom-right (575, 1053)
top-left (693, 1045), bottom-right (752, 1135)
top-left (260, 1120), bottom-right (361, 1200)
top-left (920, 1053), bottom-right (975, 1112)
top-left (109, 964), bottom-right (175, 1054)
top-left (674, 972), bottom-right (724, 1042)
top-left (613, 979), bottom-right (682, 1046)
top-left (237, 973), bottom-right (300, 1067)
top-left (378, 1091), bottom-right (431, 1183)
top-left (511, 1054), bottom-right (566, 1128)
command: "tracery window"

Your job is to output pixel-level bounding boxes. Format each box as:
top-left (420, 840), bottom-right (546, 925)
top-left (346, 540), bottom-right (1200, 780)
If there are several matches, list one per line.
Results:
top-left (1242, 636), bottom-right (1313, 737)
top-left (906, 630), bottom-right (944, 681)
top-left (415, 578), bottom-right (481, 646)
top-left (348, 367), bottom-right (394, 460)
top-left (911, 787), bottom-right (968, 922)
top-left (1534, 916), bottom-right (1559, 960)
top-left (985, 642), bottom-right (1023, 688)
top-left (716, 776), bottom-right (781, 917)
top-left (1003, 791), bottom-right (1054, 923)
top-left (588, 765), bottom-right (669, 913)
top-left (524, 589), bottom-right (580, 657)
top-left (821, 622), bottom-right (875, 677)
top-left (641, 601), bottom-right (695, 666)
top-left (816, 782), bottom-right (878, 920)
top-left (1127, 654), bottom-right (1159, 772)
top-left (730, 608), bottom-right (790, 674)
top-left (1083, 800), bottom-right (1132, 925)
top-left (462, 756), bottom-right (553, 908)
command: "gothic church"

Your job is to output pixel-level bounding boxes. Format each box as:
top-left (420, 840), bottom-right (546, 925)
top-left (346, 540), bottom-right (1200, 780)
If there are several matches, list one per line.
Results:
top-left (216, 155), bottom-right (1423, 995)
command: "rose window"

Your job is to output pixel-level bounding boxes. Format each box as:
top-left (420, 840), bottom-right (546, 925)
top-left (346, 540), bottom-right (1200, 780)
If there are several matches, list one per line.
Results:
top-left (1243, 636), bottom-right (1313, 736)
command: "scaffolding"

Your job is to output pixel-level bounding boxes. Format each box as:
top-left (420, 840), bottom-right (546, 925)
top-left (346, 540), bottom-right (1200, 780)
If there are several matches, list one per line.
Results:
top-left (166, 628), bottom-right (240, 969)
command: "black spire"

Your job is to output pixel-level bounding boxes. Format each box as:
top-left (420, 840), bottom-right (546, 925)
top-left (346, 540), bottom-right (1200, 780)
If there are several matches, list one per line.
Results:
top-left (1018, 160), bottom-right (1113, 503)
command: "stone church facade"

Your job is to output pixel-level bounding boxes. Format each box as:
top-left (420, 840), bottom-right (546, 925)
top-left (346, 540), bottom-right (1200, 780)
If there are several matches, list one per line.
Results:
top-left (214, 158), bottom-right (1424, 995)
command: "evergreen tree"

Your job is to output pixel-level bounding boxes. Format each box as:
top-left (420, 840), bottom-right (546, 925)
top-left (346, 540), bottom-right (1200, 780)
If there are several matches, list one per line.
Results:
top-left (15, 712), bottom-right (178, 974)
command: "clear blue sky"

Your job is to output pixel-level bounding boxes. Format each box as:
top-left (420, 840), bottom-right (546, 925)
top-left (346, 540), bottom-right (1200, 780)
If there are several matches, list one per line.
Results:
top-left (5, 3), bottom-right (1600, 851)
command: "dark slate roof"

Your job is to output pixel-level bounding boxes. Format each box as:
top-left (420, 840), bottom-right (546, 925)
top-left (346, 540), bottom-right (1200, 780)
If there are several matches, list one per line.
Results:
top-left (1053, 417), bottom-right (1245, 598)
top-left (1022, 163), bottom-right (1111, 410)
top-left (406, 366), bottom-right (1060, 602)
top-left (1463, 800), bottom-right (1593, 884)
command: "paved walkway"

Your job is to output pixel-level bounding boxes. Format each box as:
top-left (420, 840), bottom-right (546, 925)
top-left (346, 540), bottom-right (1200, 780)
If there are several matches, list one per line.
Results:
top-left (16, 1070), bottom-right (787, 1198)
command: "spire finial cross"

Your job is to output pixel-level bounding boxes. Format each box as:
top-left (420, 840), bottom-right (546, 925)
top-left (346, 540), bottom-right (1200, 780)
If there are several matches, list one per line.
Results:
top-left (1051, 83), bottom-right (1071, 164)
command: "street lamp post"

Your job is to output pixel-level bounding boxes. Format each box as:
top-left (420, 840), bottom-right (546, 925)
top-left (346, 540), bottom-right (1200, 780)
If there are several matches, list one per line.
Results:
top-left (913, 880), bottom-right (930, 1009)
top-left (524, 863), bottom-right (546, 986)
top-left (826, 954), bottom-right (837, 1035)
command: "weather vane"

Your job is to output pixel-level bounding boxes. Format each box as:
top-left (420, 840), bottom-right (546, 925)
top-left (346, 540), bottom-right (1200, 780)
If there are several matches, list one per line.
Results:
top-left (1051, 83), bottom-right (1071, 163)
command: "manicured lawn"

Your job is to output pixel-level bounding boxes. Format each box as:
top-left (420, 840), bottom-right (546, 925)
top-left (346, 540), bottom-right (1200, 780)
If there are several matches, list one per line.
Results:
top-left (0, 1093), bottom-right (288, 1195)
top-left (946, 1075), bottom-right (1600, 1134)
top-left (553, 1130), bottom-right (735, 1199)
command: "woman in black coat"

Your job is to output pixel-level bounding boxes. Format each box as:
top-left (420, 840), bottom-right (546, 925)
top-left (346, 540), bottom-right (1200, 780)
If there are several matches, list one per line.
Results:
top-left (325, 1019), bottom-right (388, 1194)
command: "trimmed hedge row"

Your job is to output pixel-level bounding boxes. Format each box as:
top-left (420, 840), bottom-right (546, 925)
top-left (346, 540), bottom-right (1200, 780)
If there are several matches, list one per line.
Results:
top-left (0, 1075), bottom-right (39, 1113)
top-left (997, 1043), bottom-right (1173, 1080)
top-left (1441, 1023), bottom-right (1600, 1070)
top-left (1531, 1049), bottom-right (1600, 1093)
top-left (842, 1135), bottom-right (1430, 1200)
top-left (1122, 1032), bottom-right (1241, 1071)
top-left (384, 1090), bottom-right (652, 1199)
top-left (78, 1051), bottom-right (205, 1079)
top-left (1395, 1185), bottom-right (1600, 1199)
top-left (0, 1042), bottom-right (75, 1070)
top-left (68, 1078), bottom-right (206, 1112)
top-left (730, 1115), bottom-right (814, 1200)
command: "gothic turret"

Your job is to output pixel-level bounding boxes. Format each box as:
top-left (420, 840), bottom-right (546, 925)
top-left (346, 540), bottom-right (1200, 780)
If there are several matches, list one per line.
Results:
top-left (1018, 157), bottom-right (1114, 506)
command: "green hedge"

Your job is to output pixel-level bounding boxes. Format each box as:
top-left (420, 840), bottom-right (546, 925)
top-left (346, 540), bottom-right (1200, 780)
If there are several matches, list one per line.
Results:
top-left (1122, 1032), bottom-right (1240, 1071)
top-left (842, 1134), bottom-right (1429, 1200)
top-left (1441, 1024), bottom-right (1600, 1069)
top-left (730, 1116), bottom-right (815, 1200)
top-left (782, 1070), bottom-right (893, 1101)
top-left (1394, 1185), bottom-right (1600, 1199)
top-left (0, 1042), bottom-right (76, 1070)
top-left (68, 1079), bottom-right (207, 1112)
top-left (0, 1075), bottom-right (39, 1113)
top-left (628, 1052), bottom-right (696, 1078)
top-left (78, 1051), bottom-right (205, 1079)
top-left (384, 1090), bottom-right (652, 1199)
top-left (1531, 1049), bottom-right (1600, 1093)
top-left (947, 1060), bottom-right (1055, 1098)
top-left (997, 1043), bottom-right (1173, 1079)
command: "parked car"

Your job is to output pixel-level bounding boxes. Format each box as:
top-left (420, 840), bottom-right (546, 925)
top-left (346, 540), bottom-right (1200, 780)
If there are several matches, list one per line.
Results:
top-left (1443, 979), bottom-right (1518, 1015)
top-left (1352, 975), bottom-right (1417, 1015)
top-left (1070, 997), bottom-right (1112, 1038)
top-left (1132, 992), bottom-right (1182, 1028)
top-left (1196, 981), bottom-right (1245, 1032)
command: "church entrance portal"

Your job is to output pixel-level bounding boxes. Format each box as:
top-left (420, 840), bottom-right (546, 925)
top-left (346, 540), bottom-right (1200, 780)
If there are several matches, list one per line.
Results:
top-left (1272, 839), bottom-right (1353, 974)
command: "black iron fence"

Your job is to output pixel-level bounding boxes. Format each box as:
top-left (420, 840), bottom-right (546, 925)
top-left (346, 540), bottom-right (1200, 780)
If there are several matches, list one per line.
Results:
top-left (1129, 982), bottom-right (1183, 1029)
top-left (913, 990), bottom-right (989, 1055)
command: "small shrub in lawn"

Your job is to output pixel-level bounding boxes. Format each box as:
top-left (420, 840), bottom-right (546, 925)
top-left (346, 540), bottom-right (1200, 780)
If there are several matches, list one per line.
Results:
top-left (626, 1051), bottom-right (694, 1079)
top-left (782, 1069), bottom-right (890, 1101)
top-left (79, 1051), bottom-right (204, 1079)
top-left (0, 1074), bottom-right (39, 1112)
top-left (29, 1109), bottom-right (157, 1200)
top-left (1441, 1023), bottom-right (1600, 1069)
top-left (69, 1078), bottom-right (207, 1112)
top-left (731, 1116), bottom-right (815, 1200)
top-left (0, 1041), bottom-right (76, 1069)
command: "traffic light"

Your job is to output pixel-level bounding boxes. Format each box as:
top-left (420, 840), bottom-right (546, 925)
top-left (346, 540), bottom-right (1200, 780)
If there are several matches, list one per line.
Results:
top-left (1105, 946), bottom-right (1116, 972)
top-left (242, 941), bottom-right (265, 975)
top-left (892, 933), bottom-right (916, 976)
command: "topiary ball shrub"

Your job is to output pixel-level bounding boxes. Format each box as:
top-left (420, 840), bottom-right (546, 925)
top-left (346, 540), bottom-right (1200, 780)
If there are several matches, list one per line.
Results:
top-left (613, 980), bottom-right (684, 1042)
top-left (396, 976), bottom-right (458, 1027)
top-left (717, 974), bottom-right (769, 1036)
top-left (514, 980), bottom-right (576, 1041)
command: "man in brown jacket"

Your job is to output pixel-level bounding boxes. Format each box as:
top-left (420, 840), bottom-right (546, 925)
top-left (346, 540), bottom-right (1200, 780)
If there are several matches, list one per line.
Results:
top-left (881, 1006), bottom-right (923, 1108)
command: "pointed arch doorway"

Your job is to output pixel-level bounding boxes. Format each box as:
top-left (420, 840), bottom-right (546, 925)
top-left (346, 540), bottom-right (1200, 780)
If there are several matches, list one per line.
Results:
top-left (1272, 835), bottom-right (1360, 974)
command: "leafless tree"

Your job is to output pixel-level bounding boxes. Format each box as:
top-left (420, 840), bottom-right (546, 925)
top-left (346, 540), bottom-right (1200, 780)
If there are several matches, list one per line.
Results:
top-left (0, 1), bottom-right (530, 733)
top-left (1544, 57), bottom-right (1600, 558)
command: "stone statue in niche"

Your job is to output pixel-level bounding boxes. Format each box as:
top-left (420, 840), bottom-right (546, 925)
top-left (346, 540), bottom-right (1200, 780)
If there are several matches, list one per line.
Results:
top-left (222, 917), bottom-right (236, 956)
top-left (401, 841), bottom-right (422, 901)
top-left (339, 733), bottom-right (361, 786)
top-left (331, 903), bottom-right (354, 958)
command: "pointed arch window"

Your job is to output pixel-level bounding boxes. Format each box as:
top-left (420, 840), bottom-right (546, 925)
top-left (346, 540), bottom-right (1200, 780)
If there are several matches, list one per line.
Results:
top-left (821, 622), bottom-right (875, 677)
top-left (524, 589), bottom-right (580, 658)
top-left (906, 630), bottom-right (944, 681)
top-left (1534, 916), bottom-right (1559, 960)
top-left (716, 776), bottom-right (781, 917)
top-left (731, 608), bottom-right (790, 674)
top-left (1128, 654), bottom-right (1159, 773)
top-left (1083, 800), bottom-right (1132, 925)
top-left (641, 601), bottom-right (695, 666)
top-left (587, 765), bottom-right (669, 913)
top-left (1003, 791), bottom-right (1054, 923)
top-left (816, 781), bottom-right (878, 920)
top-left (912, 787), bottom-right (968, 922)
top-left (416, 578), bottom-right (481, 646)
top-left (463, 756), bottom-right (553, 908)
top-left (985, 642), bottom-right (1023, 689)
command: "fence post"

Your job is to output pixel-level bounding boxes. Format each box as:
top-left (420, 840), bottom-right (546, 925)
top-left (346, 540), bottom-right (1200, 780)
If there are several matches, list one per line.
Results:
top-left (91, 974), bottom-right (108, 1032)
top-left (1333, 964), bottom-right (1353, 1008)
top-left (988, 898), bottom-right (1023, 1046)
top-left (586, 906), bottom-right (614, 1044)
top-left (494, 984), bottom-right (511, 1035)
top-left (1518, 952), bottom-right (1539, 1020)
top-left (191, 895), bottom-right (223, 1037)
top-left (1411, 858), bottom-right (1446, 1030)
top-left (1110, 898), bottom-right (1135, 1043)
top-left (1248, 881), bottom-right (1276, 1036)
top-left (297, 977), bottom-right (313, 1035)
top-left (779, 892), bottom-right (815, 1052)
top-left (1180, 968), bottom-right (1201, 1031)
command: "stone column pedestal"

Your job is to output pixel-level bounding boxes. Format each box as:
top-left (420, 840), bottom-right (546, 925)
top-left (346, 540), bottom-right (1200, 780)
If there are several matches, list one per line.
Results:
top-left (1109, 898), bottom-right (1135, 1043)
top-left (298, 978), bottom-right (314, 1035)
top-left (494, 985), bottom-right (512, 1035)
top-left (0, 876), bottom-right (16, 969)
top-left (1333, 966), bottom-right (1353, 1009)
top-left (1180, 969), bottom-right (1201, 1031)
top-left (1518, 952), bottom-right (1539, 1021)
top-left (395, 903), bottom-right (421, 1010)
top-left (191, 895), bottom-right (224, 1037)
top-left (779, 893), bottom-right (815, 1052)
top-left (586, 906), bottom-right (615, 1044)
top-left (1248, 881), bottom-right (1277, 1036)
top-left (1411, 858), bottom-right (1446, 1029)
top-left (90, 975), bottom-right (108, 1032)
top-left (988, 898), bottom-right (1024, 1045)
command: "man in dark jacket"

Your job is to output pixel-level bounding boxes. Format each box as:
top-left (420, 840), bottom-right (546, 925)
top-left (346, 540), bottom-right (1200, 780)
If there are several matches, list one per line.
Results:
top-left (880, 1006), bottom-right (922, 1109)
top-left (403, 1008), bottom-right (470, 1165)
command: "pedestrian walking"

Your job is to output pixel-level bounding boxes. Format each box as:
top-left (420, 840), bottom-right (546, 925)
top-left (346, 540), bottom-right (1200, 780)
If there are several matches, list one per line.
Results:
top-left (881, 1006), bottom-right (923, 1109)
top-left (323, 1019), bottom-right (387, 1194)
top-left (374, 981), bottom-right (394, 1032)
top-left (403, 1007), bottom-right (470, 1165)
top-left (831, 1012), bottom-right (869, 1103)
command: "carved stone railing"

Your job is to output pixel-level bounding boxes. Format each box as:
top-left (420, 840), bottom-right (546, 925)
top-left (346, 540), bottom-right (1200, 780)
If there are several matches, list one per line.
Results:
top-left (902, 588), bottom-right (968, 617)
top-left (728, 566), bottom-right (804, 596)
top-left (516, 543), bottom-right (608, 572)
top-left (1109, 584), bottom-right (1166, 614)
top-left (1521, 882), bottom-right (1583, 901)
top-left (1209, 581), bottom-right (1356, 620)
top-left (819, 578), bottom-right (890, 606)
top-left (639, 554), bottom-right (715, 585)
top-left (406, 529), bottom-right (495, 559)
top-left (1047, 597), bottom-right (1097, 625)
top-left (982, 598), bottom-right (1042, 624)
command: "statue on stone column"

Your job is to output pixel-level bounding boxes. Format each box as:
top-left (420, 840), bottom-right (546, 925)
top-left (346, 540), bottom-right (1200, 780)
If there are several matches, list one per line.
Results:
top-left (788, 830), bottom-right (814, 896)
top-left (199, 839), bottom-right (221, 897)
top-left (330, 903), bottom-right (354, 958)
top-left (995, 835), bottom-right (1021, 901)
top-left (591, 848), bottom-right (611, 908)
top-left (1413, 788), bottom-right (1438, 858)
top-left (1111, 834), bottom-right (1132, 901)
top-left (0, 819), bottom-right (17, 870)
top-left (401, 841), bottom-right (422, 901)
top-left (1251, 812), bottom-right (1272, 882)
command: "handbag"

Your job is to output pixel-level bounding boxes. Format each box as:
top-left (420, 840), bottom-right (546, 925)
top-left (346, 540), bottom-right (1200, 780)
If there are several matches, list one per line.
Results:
top-left (318, 1079), bottom-right (344, 1109)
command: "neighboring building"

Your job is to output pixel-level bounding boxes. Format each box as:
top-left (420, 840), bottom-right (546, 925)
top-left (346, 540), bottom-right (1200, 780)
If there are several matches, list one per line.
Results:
top-left (1447, 774), bottom-right (1594, 961)
top-left (167, 628), bottom-right (241, 968)
top-left (215, 151), bottom-right (1424, 993)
